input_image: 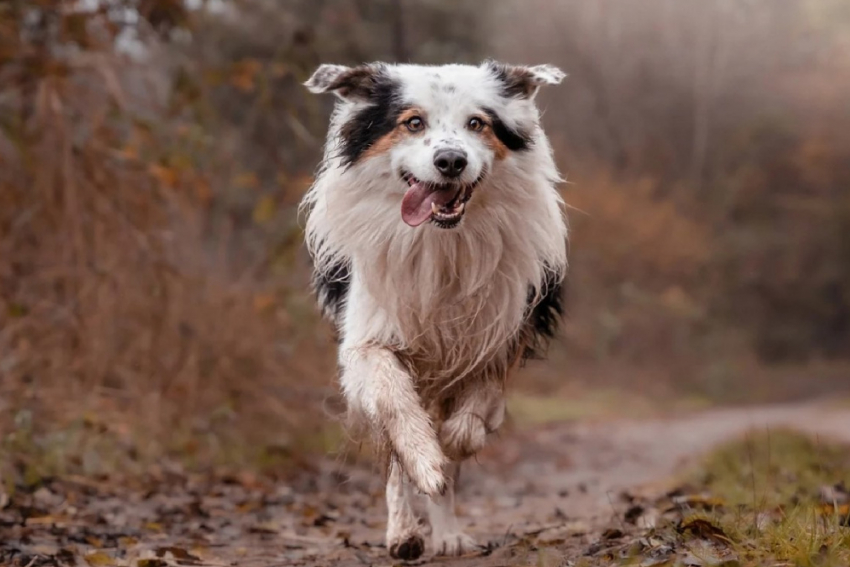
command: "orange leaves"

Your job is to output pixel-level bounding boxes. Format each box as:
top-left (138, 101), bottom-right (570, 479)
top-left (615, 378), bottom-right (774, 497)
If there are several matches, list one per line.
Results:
top-left (148, 164), bottom-right (179, 189)
top-left (203, 58), bottom-right (285, 95)
top-left (818, 503), bottom-right (850, 526)
top-left (229, 59), bottom-right (262, 94)
top-left (83, 551), bottom-right (114, 566)
top-left (252, 293), bottom-right (277, 315)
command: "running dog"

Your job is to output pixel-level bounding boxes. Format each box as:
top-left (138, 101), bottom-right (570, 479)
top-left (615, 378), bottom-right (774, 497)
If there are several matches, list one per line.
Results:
top-left (301, 60), bottom-right (568, 559)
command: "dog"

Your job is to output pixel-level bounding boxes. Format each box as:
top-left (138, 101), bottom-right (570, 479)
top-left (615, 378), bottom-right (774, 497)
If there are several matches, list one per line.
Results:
top-left (300, 60), bottom-right (568, 559)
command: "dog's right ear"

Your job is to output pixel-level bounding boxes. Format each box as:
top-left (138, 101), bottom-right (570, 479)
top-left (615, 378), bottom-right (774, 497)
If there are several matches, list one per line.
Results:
top-left (304, 64), bottom-right (383, 101)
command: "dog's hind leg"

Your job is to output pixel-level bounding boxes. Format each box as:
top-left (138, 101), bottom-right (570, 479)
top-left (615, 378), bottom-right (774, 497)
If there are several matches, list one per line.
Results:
top-left (427, 461), bottom-right (478, 556)
top-left (341, 346), bottom-right (448, 496)
top-left (439, 381), bottom-right (506, 461)
top-left (386, 458), bottom-right (426, 560)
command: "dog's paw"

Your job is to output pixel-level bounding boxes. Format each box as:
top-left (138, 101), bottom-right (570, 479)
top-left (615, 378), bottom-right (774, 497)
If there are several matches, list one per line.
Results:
top-left (397, 437), bottom-right (447, 497)
top-left (440, 412), bottom-right (488, 460)
top-left (432, 530), bottom-right (479, 556)
top-left (405, 452), bottom-right (447, 497)
top-left (388, 532), bottom-right (426, 561)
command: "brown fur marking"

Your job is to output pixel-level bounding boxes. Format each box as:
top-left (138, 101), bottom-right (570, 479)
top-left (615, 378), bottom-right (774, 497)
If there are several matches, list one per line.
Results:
top-left (480, 120), bottom-right (509, 161)
top-left (361, 108), bottom-right (427, 160)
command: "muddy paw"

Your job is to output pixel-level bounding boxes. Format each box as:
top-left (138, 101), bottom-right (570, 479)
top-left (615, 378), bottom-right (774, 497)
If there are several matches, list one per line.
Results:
top-left (440, 413), bottom-right (488, 460)
top-left (389, 533), bottom-right (426, 560)
top-left (432, 531), bottom-right (479, 556)
top-left (398, 442), bottom-right (447, 497)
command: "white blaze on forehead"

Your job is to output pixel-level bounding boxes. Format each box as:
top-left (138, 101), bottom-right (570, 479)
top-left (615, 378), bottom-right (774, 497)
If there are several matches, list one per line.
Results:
top-left (394, 64), bottom-right (498, 100)
top-left (386, 63), bottom-right (542, 141)
top-left (391, 64), bottom-right (505, 122)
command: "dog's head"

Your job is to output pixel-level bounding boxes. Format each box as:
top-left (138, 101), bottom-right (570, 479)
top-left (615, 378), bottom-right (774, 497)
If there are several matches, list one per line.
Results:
top-left (305, 61), bottom-right (565, 229)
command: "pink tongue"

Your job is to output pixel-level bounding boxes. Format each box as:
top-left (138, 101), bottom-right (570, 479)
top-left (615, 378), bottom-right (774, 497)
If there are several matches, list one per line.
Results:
top-left (401, 182), bottom-right (457, 227)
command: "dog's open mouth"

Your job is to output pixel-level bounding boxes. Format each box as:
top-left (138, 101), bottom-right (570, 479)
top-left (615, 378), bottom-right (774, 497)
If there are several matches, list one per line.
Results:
top-left (400, 172), bottom-right (480, 229)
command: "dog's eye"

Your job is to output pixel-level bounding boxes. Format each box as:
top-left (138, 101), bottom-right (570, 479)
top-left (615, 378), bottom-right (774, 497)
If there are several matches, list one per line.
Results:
top-left (404, 116), bottom-right (425, 132)
top-left (467, 117), bottom-right (485, 132)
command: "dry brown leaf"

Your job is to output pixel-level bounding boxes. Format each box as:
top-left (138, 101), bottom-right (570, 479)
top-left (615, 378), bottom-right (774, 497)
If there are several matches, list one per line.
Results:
top-left (85, 551), bottom-right (116, 566)
top-left (678, 518), bottom-right (733, 545)
top-left (155, 547), bottom-right (202, 565)
top-left (818, 502), bottom-right (850, 523)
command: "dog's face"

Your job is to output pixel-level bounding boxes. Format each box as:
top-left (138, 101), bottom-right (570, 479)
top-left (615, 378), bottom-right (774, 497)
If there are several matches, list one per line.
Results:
top-left (305, 61), bottom-right (564, 229)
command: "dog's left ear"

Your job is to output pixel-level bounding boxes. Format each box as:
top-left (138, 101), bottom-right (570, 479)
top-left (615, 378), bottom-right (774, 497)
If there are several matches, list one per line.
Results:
top-left (485, 61), bottom-right (566, 99)
top-left (304, 63), bottom-right (385, 101)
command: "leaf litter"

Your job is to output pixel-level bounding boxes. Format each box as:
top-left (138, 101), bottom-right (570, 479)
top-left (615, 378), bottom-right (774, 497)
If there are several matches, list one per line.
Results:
top-left (3, 405), bottom-right (850, 566)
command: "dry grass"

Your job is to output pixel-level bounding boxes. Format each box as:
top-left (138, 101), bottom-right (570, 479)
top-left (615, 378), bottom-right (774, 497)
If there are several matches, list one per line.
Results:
top-left (0, 5), bottom-right (339, 485)
top-left (681, 429), bottom-right (850, 566)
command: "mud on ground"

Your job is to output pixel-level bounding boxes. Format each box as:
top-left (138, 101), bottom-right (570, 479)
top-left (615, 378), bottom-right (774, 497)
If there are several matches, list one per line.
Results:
top-left (3, 402), bottom-right (850, 567)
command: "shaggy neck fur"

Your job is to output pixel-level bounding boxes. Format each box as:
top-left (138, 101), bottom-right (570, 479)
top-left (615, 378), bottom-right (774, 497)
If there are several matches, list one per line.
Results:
top-left (302, 120), bottom-right (567, 388)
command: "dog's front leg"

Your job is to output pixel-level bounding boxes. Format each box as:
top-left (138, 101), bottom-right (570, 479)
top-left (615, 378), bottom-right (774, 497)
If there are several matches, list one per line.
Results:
top-left (385, 457), bottom-right (426, 560)
top-left (341, 346), bottom-right (448, 496)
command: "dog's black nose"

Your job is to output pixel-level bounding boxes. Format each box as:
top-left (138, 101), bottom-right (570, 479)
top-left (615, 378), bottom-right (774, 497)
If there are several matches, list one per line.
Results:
top-left (433, 149), bottom-right (468, 178)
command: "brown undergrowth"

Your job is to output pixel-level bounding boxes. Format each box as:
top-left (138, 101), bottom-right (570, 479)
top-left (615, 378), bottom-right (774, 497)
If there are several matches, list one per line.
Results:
top-left (0, 3), bottom-right (340, 486)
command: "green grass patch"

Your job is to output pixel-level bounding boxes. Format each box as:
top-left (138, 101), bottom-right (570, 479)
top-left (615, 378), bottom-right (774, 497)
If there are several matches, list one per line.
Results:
top-left (684, 429), bottom-right (850, 566)
top-left (506, 389), bottom-right (657, 426)
top-left (506, 389), bottom-right (715, 427)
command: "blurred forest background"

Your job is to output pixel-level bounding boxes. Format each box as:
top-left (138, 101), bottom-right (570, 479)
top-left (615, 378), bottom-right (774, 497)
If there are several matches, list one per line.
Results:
top-left (1, 0), bottom-right (850, 481)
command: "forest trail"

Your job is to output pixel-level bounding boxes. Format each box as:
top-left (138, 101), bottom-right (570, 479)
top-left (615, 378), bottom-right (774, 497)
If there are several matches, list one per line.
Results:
top-left (4, 401), bottom-right (850, 567)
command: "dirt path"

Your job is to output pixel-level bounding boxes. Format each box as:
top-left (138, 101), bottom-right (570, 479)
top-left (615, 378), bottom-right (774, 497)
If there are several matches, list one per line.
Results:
top-left (4, 402), bottom-right (850, 567)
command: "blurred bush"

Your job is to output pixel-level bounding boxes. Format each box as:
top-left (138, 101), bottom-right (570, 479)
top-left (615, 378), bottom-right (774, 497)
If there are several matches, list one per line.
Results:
top-left (493, 0), bottom-right (850, 376)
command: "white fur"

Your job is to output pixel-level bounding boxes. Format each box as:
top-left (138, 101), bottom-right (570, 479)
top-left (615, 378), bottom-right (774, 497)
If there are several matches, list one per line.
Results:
top-left (385, 459), bottom-right (426, 559)
top-left (301, 61), bottom-right (568, 558)
top-left (427, 462), bottom-right (477, 555)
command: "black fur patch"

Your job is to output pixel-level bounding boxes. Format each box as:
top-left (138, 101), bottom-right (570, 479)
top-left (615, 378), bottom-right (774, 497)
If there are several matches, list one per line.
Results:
top-left (486, 60), bottom-right (536, 99)
top-left (522, 268), bottom-right (565, 360)
top-left (483, 108), bottom-right (532, 152)
top-left (313, 260), bottom-right (351, 321)
top-left (339, 73), bottom-right (406, 166)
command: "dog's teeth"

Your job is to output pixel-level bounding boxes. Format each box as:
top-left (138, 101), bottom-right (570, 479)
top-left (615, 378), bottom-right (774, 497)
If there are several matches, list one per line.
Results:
top-left (457, 202), bottom-right (465, 213)
top-left (431, 202), bottom-right (439, 215)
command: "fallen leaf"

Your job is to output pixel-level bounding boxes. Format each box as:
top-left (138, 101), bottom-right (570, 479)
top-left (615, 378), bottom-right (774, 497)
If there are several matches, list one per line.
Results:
top-left (155, 547), bottom-right (202, 565)
top-left (624, 504), bottom-right (645, 524)
top-left (249, 521), bottom-right (279, 534)
top-left (85, 551), bottom-right (116, 566)
top-left (678, 518), bottom-right (733, 545)
top-left (681, 538), bottom-right (739, 567)
top-left (818, 502), bottom-right (850, 526)
top-left (85, 535), bottom-right (105, 547)
top-left (818, 503), bottom-right (850, 515)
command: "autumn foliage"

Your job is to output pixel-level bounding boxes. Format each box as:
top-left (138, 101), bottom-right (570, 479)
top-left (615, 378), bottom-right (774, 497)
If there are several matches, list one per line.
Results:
top-left (1, 0), bottom-right (849, 478)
